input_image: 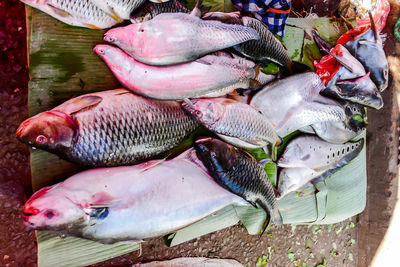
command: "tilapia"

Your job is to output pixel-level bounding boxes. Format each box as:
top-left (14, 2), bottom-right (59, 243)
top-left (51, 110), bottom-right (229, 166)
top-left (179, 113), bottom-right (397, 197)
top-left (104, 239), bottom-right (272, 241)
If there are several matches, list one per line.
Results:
top-left (250, 73), bottom-right (346, 137)
top-left (182, 98), bottom-right (281, 149)
top-left (91, 0), bottom-right (147, 22)
top-left (134, 258), bottom-right (242, 267)
top-left (277, 135), bottom-right (364, 197)
top-left (130, 0), bottom-right (190, 23)
top-left (21, 149), bottom-right (249, 243)
top-left (94, 45), bottom-right (268, 100)
top-left (322, 44), bottom-right (383, 109)
top-left (16, 89), bottom-right (198, 167)
top-left (342, 14), bottom-right (389, 92)
top-left (20, 0), bottom-right (118, 29)
top-left (103, 12), bottom-right (259, 65)
top-left (203, 14), bottom-right (292, 72)
top-left (194, 137), bottom-right (282, 232)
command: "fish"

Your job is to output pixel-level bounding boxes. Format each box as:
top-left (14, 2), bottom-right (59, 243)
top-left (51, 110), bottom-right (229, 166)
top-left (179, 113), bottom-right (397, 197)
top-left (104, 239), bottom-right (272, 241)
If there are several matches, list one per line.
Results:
top-left (130, 0), bottom-right (190, 23)
top-left (203, 14), bottom-right (292, 73)
top-left (250, 73), bottom-right (346, 137)
top-left (194, 137), bottom-right (282, 232)
top-left (311, 102), bottom-right (366, 144)
top-left (94, 45), bottom-right (268, 100)
top-left (103, 8), bottom-right (260, 66)
top-left (133, 257), bottom-right (242, 267)
top-left (342, 13), bottom-right (389, 92)
top-left (16, 89), bottom-right (198, 167)
top-left (182, 98), bottom-right (281, 150)
top-left (90, 0), bottom-right (147, 22)
top-left (321, 44), bottom-right (383, 109)
top-left (20, 0), bottom-right (119, 29)
top-left (21, 148), bottom-right (250, 243)
top-left (277, 135), bottom-right (364, 197)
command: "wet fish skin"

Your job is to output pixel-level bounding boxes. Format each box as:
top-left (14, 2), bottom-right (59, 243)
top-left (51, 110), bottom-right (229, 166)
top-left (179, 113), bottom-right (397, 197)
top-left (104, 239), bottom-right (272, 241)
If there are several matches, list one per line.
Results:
top-left (21, 0), bottom-right (118, 29)
top-left (103, 12), bottom-right (259, 66)
top-left (344, 29), bottom-right (389, 92)
top-left (91, 0), bottom-right (147, 21)
top-left (250, 73), bottom-right (346, 137)
top-left (16, 89), bottom-right (198, 167)
top-left (182, 98), bottom-right (281, 149)
top-left (21, 149), bottom-right (249, 243)
top-left (94, 45), bottom-right (264, 100)
top-left (203, 14), bottom-right (292, 72)
top-left (277, 136), bottom-right (364, 197)
top-left (130, 0), bottom-right (190, 23)
top-left (194, 137), bottom-right (282, 230)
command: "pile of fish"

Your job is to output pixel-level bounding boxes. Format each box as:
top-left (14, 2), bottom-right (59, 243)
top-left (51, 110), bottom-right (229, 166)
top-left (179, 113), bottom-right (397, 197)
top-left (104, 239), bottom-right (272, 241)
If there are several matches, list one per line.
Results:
top-left (17, 0), bottom-right (387, 246)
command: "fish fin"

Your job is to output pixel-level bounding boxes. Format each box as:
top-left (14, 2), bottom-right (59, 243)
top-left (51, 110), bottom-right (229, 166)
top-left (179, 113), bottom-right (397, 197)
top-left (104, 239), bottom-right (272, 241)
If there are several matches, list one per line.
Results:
top-left (194, 57), bottom-right (212, 65)
top-left (368, 10), bottom-right (379, 42)
top-left (326, 50), bottom-right (353, 73)
top-left (87, 192), bottom-right (116, 209)
top-left (113, 89), bottom-right (131, 96)
top-left (312, 30), bottom-right (331, 55)
top-left (47, 4), bottom-right (73, 17)
top-left (61, 95), bottom-right (103, 115)
top-left (83, 23), bottom-right (103, 30)
top-left (339, 14), bottom-right (354, 30)
top-left (249, 78), bottom-right (262, 90)
top-left (259, 158), bottom-right (272, 167)
top-left (183, 98), bottom-right (196, 109)
top-left (190, 0), bottom-right (204, 17)
top-left (139, 158), bottom-right (169, 173)
top-left (107, 8), bottom-right (124, 23)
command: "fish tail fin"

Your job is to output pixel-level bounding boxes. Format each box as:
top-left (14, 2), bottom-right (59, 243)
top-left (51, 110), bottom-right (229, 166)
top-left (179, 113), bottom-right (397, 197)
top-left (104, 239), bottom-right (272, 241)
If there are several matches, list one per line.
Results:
top-left (257, 200), bottom-right (283, 236)
top-left (312, 29), bottom-right (331, 55)
top-left (368, 10), bottom-right (380, 42)
top-left (250, 66), bottom-right (275, 89)
top-left (190, 0), bottom-right (210, 17)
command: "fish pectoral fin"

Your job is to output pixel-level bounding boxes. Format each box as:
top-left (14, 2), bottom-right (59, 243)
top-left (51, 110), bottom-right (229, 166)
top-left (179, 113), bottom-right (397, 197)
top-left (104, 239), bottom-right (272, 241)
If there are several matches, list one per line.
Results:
top-left (47, 4), bottom-right (73, 17)
top-left (62, 95), bottom-right (103, 115)
top-left (194, 58), bottom-right (212, 65)
top-left (83, 23), bottom-right (103, 30)
top-left (138, 157), bottom-right (169, 173)
top-left (106, 7), bottom-right (124, 23)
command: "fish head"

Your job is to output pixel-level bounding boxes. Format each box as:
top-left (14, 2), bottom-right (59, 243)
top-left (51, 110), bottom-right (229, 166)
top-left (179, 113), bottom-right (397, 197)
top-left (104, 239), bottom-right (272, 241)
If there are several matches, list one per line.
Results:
top-left (182, 98), bottom-right (229, 126)
top-left (194, 137), bottom-right (238, 173)
top-left (104, 25), bottom-right (143, 56)
top-left (22, 186), bottom-right (87, 231)
top-left (342, 102), bottom-right (367, 131)
top-left (336, 72), bottom-right (384, 109)
top-left (277, 169), bottom-right (298, 198)
top-left (94, 44), bottom-right (131, 77)
top-left (16, 110), bottom-right (77, 151)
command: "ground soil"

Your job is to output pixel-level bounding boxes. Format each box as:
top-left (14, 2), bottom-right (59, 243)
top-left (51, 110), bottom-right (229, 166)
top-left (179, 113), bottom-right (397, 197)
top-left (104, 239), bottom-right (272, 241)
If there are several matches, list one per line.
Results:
top-left (0, 0), bottom-right (398, 266)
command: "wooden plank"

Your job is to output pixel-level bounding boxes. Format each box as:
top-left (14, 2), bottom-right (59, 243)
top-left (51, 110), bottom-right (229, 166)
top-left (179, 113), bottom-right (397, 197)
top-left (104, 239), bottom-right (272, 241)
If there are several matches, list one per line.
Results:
top-left (27, 9), bottom-right (120, 190)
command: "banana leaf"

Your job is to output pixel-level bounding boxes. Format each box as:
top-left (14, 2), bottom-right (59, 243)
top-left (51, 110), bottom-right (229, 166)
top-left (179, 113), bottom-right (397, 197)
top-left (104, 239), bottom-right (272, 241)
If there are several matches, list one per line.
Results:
top-left (26, 5), bottom-right (367, 266)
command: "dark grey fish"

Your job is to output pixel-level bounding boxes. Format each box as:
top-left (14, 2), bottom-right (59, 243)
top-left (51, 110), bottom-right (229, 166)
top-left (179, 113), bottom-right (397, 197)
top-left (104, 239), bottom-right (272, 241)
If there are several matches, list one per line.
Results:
top-left (130, 0), bottom-right (190, 23)
top-left (16, 89), bottom-right (199, 167)
top-left (343, 13), bottom-right (389, 92)
top-left (203, 14), bottom-right (292, 73)
top-left (194, 137), bottom-right (282, 232)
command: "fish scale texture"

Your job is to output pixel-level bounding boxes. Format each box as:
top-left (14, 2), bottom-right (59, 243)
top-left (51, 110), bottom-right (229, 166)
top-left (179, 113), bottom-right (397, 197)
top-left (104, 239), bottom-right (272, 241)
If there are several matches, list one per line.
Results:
top-left (68, 95), bottom-right (198, 166)
top-left (212, 104), bottom-right (278, 144)
top-left (235, 17), bottom-right (292, 71)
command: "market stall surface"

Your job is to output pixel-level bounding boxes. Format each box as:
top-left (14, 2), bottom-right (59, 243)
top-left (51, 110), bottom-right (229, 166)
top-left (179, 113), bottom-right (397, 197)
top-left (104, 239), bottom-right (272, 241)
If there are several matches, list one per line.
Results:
top-left (0, 0), bottom-right (398, 266)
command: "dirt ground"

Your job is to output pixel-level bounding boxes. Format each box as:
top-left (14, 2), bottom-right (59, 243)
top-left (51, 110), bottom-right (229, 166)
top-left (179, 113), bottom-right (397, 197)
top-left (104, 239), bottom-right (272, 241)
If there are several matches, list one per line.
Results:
top-left (0, 0), bottom-right (398, 266)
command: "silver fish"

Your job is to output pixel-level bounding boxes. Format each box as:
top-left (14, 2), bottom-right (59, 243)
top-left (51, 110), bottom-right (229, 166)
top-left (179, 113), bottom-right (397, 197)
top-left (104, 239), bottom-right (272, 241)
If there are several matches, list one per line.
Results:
top-left (22, 149), bottom-right (249, 243)
top-left (194, 137), bottom-right (282, 231)
top-left (300, 101), bottom-right (367, 144)
top-left (103, 12), bottom-right (259, 66)
top-left (130, 0), bottom-right (190, 23)
top-left (16, 89), bottom-right (198, 166)
top-left (91, 0), bottom-right (147, 22)
top-left (250, 73), bottom-right (346, 137)
top-left (277, 135), bottom-right (364, 197)
top-left (21, 0), bottom-right (118, 29)
top-left (94, 45), bottom-right (267, 100)
top-left (182, 98), bottom-right (281, 149)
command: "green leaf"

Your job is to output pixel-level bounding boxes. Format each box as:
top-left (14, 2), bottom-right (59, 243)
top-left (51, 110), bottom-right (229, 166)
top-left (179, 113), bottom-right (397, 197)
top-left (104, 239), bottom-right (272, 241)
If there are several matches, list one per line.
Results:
top-left (352, 114), bottom-right (364, 123)
top-left (330, 250), bottom-right (338, 257)
top-left (267, 247), bottom-right (273, 260)
top-left (348, 253), bottom-right (354, 261)
top-left (316, 258), bottom-right (327, 267)
top-left (262, 63), bottom-right (280, 74)
top-left (349, 239), bottom-right (356, 246)
top-left (327, 224), bottom-right (333, 232)
top-left (302, 263), bottom-right (308, 267)
top-left (287, 248), bottom-right (295, 259)
top-left (267, 233), bottom-right (274, 238)
top-left (309, 253), bottom-right (315, 259)
top-left (305, 237), bottom-right (313, 249)
top-left (293, 259), bottom-right (300, 266)
top-left (349, 221), bottom-right (355, 228)
top-left (332, 242), bottom-right (337, 250)
top-left (256, 255), bottom-right (268, 267)
top-left (313, 225), bottom-right (322, 235)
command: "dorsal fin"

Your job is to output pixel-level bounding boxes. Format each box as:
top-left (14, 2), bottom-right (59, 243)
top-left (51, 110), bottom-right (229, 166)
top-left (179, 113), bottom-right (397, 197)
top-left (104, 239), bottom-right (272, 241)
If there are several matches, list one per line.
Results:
top-left (60, 95), bottom-right (103, 115)
top-left (368, 10), bottom-right (379, 42)
top-left (190, 0), bottom-right (208, 17)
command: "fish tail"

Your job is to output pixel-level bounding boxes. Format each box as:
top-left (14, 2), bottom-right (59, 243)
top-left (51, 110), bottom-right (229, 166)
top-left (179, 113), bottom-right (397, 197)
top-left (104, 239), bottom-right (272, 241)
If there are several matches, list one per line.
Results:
top-left (190, 0), bottom-right (210, 17)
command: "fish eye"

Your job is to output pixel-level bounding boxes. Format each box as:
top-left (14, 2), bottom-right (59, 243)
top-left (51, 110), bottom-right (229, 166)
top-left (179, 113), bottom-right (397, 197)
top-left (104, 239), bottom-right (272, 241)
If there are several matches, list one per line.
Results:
top-left (45, 210), bottom-right (55, 219)
top-left (36, 135), bottom-right (48, 144)
top-left (98, 48), bottom-right (105, 55)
